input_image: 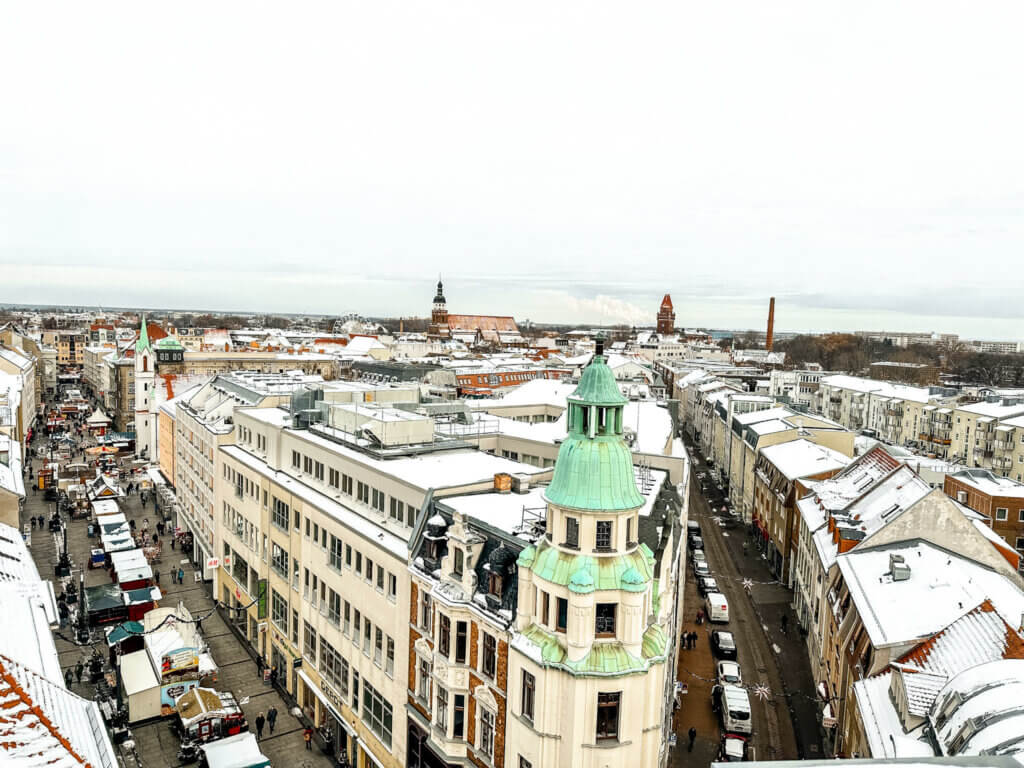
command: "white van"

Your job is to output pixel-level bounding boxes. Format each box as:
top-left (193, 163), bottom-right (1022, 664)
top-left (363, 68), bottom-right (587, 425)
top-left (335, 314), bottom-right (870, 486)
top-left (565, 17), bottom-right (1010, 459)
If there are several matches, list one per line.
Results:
top-left (705, 592), bottom-right (730, 623)
top-left (716, 684), bottom-right (753, 735)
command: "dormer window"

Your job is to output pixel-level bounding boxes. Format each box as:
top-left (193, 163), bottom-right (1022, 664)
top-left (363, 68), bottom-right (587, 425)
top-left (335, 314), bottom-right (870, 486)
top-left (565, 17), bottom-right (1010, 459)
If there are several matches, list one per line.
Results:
top-left (488, 572), bottom-right (502, 596)
top-left (453, 548), bottom-right (464, 578)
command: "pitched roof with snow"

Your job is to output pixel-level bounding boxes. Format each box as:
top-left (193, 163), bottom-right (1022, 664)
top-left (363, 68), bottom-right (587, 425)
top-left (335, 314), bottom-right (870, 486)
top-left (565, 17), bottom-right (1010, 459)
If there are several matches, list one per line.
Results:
top-left (893, 600), bottom-right (1024, 716)
top-left (0, 653), bottom-right (117, 768)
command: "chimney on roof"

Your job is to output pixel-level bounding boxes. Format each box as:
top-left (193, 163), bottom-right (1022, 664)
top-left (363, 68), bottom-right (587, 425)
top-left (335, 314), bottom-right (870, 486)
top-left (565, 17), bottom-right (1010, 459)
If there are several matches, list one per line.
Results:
top-left (766, 297), bottom-right (776, 352)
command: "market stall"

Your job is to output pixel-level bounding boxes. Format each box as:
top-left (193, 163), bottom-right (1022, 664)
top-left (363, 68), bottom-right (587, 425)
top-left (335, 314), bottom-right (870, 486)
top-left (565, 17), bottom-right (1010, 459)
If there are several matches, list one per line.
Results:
top-left (92, 498), bottom-right (121, 518)
top-left (85, 583), bottom-right (128, 627)
top-left (105, 621), bottom-right (145, 656)
top-left (173, 687), bottom-right (248, 744)
top-left (199, 733), bottom-right (269, 768)
top-left (110, 550), bottom-right (153, 590)
top-left (123, 586), bottom-right (162, 622)
top-left (120, 648), bottom-right (162, 723)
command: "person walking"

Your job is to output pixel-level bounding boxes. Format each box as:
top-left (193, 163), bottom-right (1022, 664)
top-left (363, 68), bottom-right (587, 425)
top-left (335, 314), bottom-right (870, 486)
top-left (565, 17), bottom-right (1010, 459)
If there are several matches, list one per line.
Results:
top-left (267, 705), bottom-right (278, 734)
top-left (154, 569), bottom-right (161, 586)
top-left (178, 567), bottom-right (185, 584)
top-left (255, 712), bottom-right (266, 740)
top-left (688, 726), bottom-right (697, 752)
top-left (690, 631), bottom-right (698, 649)
top-left (304, 727), bottom-right (313, 750)
top-left (64, 667), bottom-right (74, 688)
top-left (780, 614), bottom-right (788, 635)
top-left (269, 666), bottom-right (278, 687)
top-left (75, 661), bottom-right (84, 683)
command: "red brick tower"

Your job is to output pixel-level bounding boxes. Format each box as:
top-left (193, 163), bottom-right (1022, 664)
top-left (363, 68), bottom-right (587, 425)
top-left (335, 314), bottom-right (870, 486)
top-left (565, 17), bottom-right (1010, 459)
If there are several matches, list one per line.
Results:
top-left (656, 294), bottom-right (675, 335)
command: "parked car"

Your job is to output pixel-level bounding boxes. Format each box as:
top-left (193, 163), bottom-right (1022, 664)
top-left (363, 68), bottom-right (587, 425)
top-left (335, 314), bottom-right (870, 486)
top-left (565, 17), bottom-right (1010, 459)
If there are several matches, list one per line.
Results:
top-left (717, 661), bottom-right (742, 686)
top-left (687, 520), bottom-right (701, 537)
top-left (712, 684), bottom-right (752, 735)
top-left (698, 576), bottom-right (719, 597)
top-left (689, 535), bottom-right (704, 552)
top-left (693, 559), bottom-right (711, 579)
top-left (719, 735), bottom-right (749, 762)
top-left (711, 630), bottom-right (737, 660)
top-left (705, 592), bottom-right (730, 623)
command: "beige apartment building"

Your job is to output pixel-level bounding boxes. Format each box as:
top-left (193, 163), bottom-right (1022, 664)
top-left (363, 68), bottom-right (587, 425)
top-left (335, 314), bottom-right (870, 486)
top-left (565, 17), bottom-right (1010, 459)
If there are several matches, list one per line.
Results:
top-left (727, 407), bottom-right (854, 522)
top-left (215, 396), bottom-right (549, 768)
top-left (947, 398), bottom-right (1024, 472)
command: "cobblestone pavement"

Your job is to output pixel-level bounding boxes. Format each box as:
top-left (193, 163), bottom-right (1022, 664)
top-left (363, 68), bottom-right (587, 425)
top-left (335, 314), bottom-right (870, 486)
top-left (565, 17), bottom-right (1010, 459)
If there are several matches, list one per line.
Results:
top-left (23, 397), bottom-right (337, 768)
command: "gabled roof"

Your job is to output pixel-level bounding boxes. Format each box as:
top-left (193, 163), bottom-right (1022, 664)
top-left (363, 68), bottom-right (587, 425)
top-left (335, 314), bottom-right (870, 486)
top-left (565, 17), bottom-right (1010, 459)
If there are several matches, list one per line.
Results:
top-left (893, 600), bottom-right (1024, 716)
top-left (0, 653), bottom-right (117, 768)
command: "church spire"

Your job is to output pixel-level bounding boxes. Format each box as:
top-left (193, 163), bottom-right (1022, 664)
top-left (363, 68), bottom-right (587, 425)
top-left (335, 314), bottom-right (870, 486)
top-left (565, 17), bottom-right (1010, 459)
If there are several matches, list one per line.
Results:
top-left (434, 275), bottom-right (446, 304)
top-left (135, 315), bottom-right (152, 354)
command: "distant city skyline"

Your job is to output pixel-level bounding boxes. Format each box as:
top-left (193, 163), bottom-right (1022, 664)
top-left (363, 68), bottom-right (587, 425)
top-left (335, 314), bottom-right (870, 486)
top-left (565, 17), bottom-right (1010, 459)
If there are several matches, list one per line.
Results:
top-left (2, 280), bottom-right (1021, 343)
top-left (3, 2), bottom-right (1024, 341)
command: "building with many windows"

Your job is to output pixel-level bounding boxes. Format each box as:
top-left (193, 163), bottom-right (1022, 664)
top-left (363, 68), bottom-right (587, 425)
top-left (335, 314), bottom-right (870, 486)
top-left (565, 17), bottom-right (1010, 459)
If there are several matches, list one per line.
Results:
top-left (215, 392), bottom-right (549, 768)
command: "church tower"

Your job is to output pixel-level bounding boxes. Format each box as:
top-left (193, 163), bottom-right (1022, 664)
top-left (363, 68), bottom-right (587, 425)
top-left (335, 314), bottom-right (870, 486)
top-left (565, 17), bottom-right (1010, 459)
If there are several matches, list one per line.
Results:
top-left (656, 294), bottom-right (675, 335)
top-left (134, 315), bottom-right (156, 459)
top-left (510, 337), bottom-right (673, 767)
top-left (430, 277), bottom-right (448, 337)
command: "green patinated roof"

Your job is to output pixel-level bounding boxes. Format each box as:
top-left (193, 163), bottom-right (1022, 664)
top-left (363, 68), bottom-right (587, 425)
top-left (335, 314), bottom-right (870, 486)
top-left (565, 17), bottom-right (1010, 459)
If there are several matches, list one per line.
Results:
top-left (517, 546), bottom-right (536, 568)
top-left (544, 353), bottom-right (642, 512)
top-left (528, 542), bottom-right (654, 591)
top-left (642, 623), bottom-right (668, 658)
top-left (518, 623), bottom-right (668, 677)
top-left (545, 436), bottom-right (645, 511)
top-left (135, 315), bottom-right (151, 354)
top-left (620, 566), bottom-right (646, 592)
top-left (153, 336), bottom-right (184, 350)
top-left (569, 355), bottom-right (627, 406)
top-left (568, 568), bottom-right (595, 594)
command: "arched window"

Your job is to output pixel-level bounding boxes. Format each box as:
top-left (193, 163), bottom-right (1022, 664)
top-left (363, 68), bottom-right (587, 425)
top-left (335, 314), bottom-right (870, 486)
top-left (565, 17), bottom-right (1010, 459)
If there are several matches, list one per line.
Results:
top-left (142, 355), bottom-right (148, 372)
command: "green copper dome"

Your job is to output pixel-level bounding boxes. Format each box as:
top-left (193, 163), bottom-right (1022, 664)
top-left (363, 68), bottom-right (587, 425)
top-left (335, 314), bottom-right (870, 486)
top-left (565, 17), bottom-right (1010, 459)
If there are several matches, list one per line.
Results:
top-left (569, 355), bottom-right (628, 407)
top-left (545, 354), bottom-right (643, 512)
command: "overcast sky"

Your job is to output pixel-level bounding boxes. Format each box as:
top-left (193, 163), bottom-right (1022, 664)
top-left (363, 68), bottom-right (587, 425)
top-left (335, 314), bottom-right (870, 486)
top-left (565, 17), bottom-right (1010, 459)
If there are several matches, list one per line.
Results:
top-left (2, 1), bottom-right (1022, 338)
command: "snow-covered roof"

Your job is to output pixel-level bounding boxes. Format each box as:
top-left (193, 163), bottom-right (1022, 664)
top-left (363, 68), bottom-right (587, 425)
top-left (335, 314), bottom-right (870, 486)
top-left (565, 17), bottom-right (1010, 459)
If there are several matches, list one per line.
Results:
top-left (893, 600), bottom-right (1024, 716)
top-left (956, 400), bottom-right (1024, 420)
top-left (950, 469), bottom-right (1024, 499)
top-left (0, 653), bottom-right (118, 768)
top-left (931, 659), bottom-right (1024, 756)
top-left (853, 671), bottom-right (933, 759)
top-left (758, 439), bottom-right (850, 481)
top-left (837, 541), bottom-right (1024, 648)
top-left (820, 375), bottom-right (936, 404)
top-left (0, 436), bottom-right (25, 498)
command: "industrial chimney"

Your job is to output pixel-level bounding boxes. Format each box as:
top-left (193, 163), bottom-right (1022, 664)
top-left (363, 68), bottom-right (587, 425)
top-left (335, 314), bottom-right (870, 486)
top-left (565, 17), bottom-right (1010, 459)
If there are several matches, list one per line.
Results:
top-left (766, 297), bottom-right (776, 352)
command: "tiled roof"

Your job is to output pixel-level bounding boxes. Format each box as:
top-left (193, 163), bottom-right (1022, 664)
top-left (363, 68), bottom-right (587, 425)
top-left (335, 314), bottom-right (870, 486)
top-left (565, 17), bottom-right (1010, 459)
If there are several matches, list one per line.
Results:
top-left (892, 600), bottom-right (1024, 716)
top-left (0, 654), bottom-right (117, 768)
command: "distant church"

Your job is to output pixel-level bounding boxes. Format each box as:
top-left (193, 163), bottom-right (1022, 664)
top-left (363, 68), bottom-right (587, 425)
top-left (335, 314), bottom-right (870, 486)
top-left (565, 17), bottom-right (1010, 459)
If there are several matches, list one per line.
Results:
top-left (427, 277), bottom-right (524, 345)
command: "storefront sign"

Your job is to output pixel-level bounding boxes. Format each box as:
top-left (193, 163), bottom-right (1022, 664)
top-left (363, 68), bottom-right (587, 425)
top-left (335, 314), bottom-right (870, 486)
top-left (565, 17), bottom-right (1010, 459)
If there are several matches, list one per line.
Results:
top-left (160, 680), bottom-right (199, 712)
top-left (161, 647), bottom-right (199, 679)
top-left (205, 557), bottom-right (220, 569)
top-left (257, 579), bottom-right (268, 619)
top-left (223, 555), bottom-right (232, 568)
